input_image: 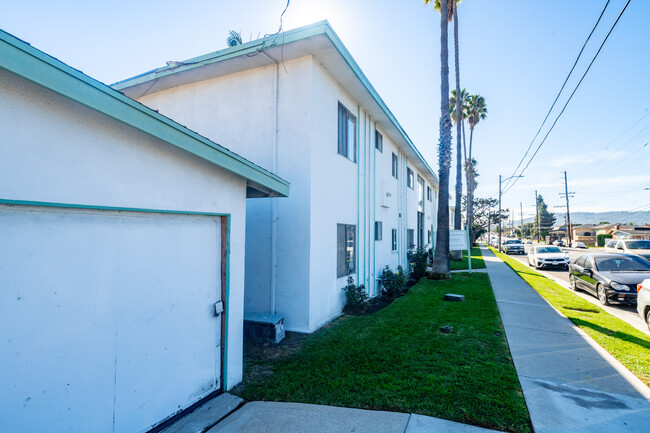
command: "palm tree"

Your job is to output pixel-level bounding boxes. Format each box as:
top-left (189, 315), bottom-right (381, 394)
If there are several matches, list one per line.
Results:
top-left (450, 88), bottom-right (469, 171)
top-left (425, 0), bottom-right (452, 278)
top-left (226, 30), bottom-right (243, 47)
top-left (465, 94), bottom-right (487, 244)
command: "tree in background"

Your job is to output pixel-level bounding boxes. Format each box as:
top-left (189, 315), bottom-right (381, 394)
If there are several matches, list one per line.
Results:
top-left (465, 197), bottom-right (507, 243)
top-left (533, 195), bottom-right (556, 240)
top-left (425, 0), bottom-right (453, 279)
top-left (465, 94), bottom-right (487, 244)
top-left (226, 30), bottom-right (243, 47)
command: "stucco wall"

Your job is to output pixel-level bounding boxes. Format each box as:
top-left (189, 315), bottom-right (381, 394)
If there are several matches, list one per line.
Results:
top-left (0, 68), bottom-right (248, 429)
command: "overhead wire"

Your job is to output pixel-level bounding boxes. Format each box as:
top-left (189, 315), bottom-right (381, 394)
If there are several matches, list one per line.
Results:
top-left (502, 0), bottom-right (631, 195)
top-left (501, 0), bottom-right (611, 193)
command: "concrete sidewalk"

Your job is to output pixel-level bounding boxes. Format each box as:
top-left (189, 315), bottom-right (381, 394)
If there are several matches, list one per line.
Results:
top-left (481, 246), bottom-right (650, 433)
top-left (207, 401), bottom-right (500, 433)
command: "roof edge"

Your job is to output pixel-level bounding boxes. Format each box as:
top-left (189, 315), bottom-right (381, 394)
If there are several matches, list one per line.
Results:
top-left (0, 29), bottom-right (289, 197)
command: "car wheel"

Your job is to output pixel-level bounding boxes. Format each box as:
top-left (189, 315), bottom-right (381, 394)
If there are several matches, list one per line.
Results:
top-left (569, 274), bottom-right (578, 292)
top-left (646, 308), bottom-right (650, 332)
top-left (597, 284), bottom-right (610, 306)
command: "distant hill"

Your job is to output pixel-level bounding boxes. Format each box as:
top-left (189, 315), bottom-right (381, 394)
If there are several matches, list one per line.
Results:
top-left (523, 211), bottom-right (650, 226)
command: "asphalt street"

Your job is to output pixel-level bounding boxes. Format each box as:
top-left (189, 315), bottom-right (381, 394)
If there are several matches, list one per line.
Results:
top-left (504, 243), bottom-right (649, 335)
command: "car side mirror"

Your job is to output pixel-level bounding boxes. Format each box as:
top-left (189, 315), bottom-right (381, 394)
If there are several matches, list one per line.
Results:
top-left (584, 268), bottom-right (593, 276)
top-left (617, 246), bottom-right (623, 250)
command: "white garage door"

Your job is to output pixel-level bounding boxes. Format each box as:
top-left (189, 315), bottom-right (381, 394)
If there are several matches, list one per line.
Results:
top-left (0, 205), bottom-right (223, 433)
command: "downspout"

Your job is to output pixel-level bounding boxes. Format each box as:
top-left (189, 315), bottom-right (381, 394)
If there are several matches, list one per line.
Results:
top-left (373, 121), bottom-right (377, 296)
top-left (357, 104), bottom-right (361, 284)
top-left (364, 112), bottom-right (368, 291)
top-left (262, 51), bottom-right (279, 314)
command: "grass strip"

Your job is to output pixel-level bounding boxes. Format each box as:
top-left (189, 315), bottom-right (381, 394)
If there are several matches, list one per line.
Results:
top-left (233, 273), bottom-right (531, 433)
top-left (449, 246), bottom-right (487, 270)
top-left (490, 247), bottom-right (650, 386)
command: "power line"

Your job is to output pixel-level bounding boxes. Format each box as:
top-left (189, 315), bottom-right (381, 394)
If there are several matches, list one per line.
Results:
top-left (502, 0), bottom-right (611, 192)
top-left (503, 0), bottom-right (631, 195)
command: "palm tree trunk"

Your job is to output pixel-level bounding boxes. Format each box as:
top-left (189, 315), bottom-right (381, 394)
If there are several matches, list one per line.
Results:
top-left (451, 3), bottom-right (463, 260)
top-left (431, 0), bottom-right (452, 279)
top-left (467, 126), bottom-right (475, 245)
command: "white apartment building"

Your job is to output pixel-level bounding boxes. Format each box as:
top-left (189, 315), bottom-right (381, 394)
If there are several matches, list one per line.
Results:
top-left (115, 21), bottom-right (439, 333)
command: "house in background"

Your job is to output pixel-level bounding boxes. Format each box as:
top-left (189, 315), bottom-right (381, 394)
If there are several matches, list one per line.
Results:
top-left (0, 29), bottom-right (288, 432)
top-left (572, 224), bottom-right (597, 246)
top-left (114, 21), bottom-right (439, 333)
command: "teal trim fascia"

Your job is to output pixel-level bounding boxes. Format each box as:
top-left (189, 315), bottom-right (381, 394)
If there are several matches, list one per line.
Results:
top-left (112, 20), bottom-right (437, 186)
top-left (0, 199), bottom-right (230, 217)
top-left (0, 30), bottom-right (289, 198)
top-left (223, 215), bottom-right (231, 391)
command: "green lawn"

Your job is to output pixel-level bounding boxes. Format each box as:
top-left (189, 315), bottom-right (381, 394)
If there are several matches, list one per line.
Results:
top-left (233, 273), bottom-right (532, 433)
top-left (449, 247), bottom-right (487, 270)
top-left (490, 247), bottom-right (650, 386)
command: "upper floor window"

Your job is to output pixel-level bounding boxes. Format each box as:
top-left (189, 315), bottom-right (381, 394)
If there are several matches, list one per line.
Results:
top-left (407, 168), bottom-right (414, 189)
top-left (338, 103), bottom-right (357, 162)
top-left (375, 130), bottom-right (383, 152)
top-left (427, 186), bottom-right (432, 201)
top-left (392, 153), bottom-right (398, 179)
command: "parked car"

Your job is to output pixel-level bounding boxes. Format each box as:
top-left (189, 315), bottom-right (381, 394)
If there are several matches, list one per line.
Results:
top-left (525, 239), bottom-right (533, 244)
top-left (603, 239), bottom-right (650, 261)
top-left (552, 240), bottom-right (565, 247)
top-left (501, 239), bottom-right (525, 255)
top-left (636, 279), bottom-right (650, 331)
top-left (571, 241), bottom-right (587, 249)
top-left (528, 246), bottom-right (570, 269)
top-left (568, 253), bottom-right (650, 305)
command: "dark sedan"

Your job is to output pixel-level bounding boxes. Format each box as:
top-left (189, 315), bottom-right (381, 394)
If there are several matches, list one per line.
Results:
top-left (568, 253), bottom-right (650, 305)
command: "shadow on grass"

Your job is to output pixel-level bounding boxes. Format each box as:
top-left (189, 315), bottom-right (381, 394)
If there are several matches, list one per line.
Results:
top-left (570, 318), bottom-right (650, 350)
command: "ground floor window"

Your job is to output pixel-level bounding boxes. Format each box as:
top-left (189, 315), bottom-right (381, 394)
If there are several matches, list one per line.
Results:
top-left (407, 229), bottom-right (415, 250)
top-left (417, 212), bottom-right (424, 249)
top-left (337, 224), bottom-right (356, 277)
top-left (375, 221), bottom-right (382, 241)
top-left (392, 228), bottom-right (397, 251)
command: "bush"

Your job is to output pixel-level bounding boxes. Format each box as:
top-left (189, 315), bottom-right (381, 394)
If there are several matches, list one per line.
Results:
top-left (597, 233), bottom-right (612, 247)
top-left (408, 248), bottom-right (429, 280)
top-left (342, 276), bottom-right (368, 314)
top-left (379, 265), bottom-right (407, 298)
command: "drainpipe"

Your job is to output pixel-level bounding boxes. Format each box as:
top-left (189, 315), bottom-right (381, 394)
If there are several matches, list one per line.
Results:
top-left (262, 51), bottom-right (279, 314)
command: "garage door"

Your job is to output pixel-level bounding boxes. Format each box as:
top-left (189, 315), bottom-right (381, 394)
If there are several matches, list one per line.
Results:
top-left (0, 205), bottom-right (223, 433)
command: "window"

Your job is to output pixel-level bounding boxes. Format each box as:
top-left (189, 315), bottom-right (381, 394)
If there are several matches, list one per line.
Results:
top-left (375, 130), bottom-right (383, 152)
top-left (337, 103), bottom-right (357, 162)
top-left (417, 175), bottom-right (424, 210)
top-left (428, 229), bottom-right (431, 244)
top-left (427, 186), bottom-right (432, 201)
top-left (407, 168), bottom-right (414, 189)
top-left (407, 229), bottom-right (415, 249)
top-left (391, 229), bottom-right (397, 251)
top-left (337, 224), bottom-right (356, 277)
top-left (391, 153), bottom-right (398, 179)
top-left (375, 221), bottom-right (382, 241)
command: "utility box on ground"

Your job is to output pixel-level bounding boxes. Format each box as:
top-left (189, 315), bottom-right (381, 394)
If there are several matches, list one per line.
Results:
top-left (244, 313), bottom-right (285, 344)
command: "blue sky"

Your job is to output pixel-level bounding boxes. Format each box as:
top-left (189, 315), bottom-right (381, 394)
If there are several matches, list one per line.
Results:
top-left (2, 0), bottom-right (648, 222)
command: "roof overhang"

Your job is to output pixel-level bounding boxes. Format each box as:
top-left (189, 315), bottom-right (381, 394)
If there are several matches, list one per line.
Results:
top-left (113, 21), bottom-right (438, 188)
top-left (0, 29), bottom-right (289, 199)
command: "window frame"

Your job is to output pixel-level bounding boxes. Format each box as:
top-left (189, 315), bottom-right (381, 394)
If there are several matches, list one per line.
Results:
top-left (375, 221), bottom-right (383, 241)
top-left (337, 102), bottom-right (357, 163)
top-left (407, 229), bottom-right (415, 249)
top-left (391, 228), bottom-right (398, 251)
top-left (407, 168), bottom-right (414, 189)
top-left (375, 130), bottom-right (383, 152)
top-left (337, 224), bottom-right (357, 278)
top-left (391, 153), bottom-right (398, 179)
top-left (427, 186), bottom-right (432, 201)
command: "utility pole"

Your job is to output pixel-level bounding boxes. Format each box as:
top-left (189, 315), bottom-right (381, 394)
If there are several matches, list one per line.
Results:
top-left (559, 171), bottom-right (575, 245)
top-left (520, 202), bottom-right (524, 239)
top-left (498, 175), bottom-right (502, 251)
top-left (535, 190), bottom-right (540, 243)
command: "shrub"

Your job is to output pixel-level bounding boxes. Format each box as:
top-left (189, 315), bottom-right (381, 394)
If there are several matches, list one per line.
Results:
top-left (408, 248), bottom-right (429, 280)
top-left (342, 276), bottom-right (368, 314)
top-left (597, 233), bottom-right (612, 247)
top-left (379, 265), bottom-right (407, 298)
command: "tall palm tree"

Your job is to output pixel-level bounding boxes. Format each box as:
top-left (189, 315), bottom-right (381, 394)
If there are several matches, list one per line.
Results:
top-left (450, 88), bottom-right (469, 169)
top-left (226, 30), bottom-right (243, 47)
top-left (425, 0), bottom-right (452, 278)
top-left (466, 94), bottom-right (487, 244)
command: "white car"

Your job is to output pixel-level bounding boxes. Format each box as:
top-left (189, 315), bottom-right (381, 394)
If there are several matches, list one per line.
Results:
top-left (605, 239), bottom-right (650, 261)
top-left (527, 245), bottom-right (570, 270)
top-left (637, 279), bottom-right (650, 331)
top-left (571, 241), bottom-right (587, 249)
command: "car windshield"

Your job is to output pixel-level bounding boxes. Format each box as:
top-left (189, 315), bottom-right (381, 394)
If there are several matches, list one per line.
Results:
top-left (594, 256), bottom-right (650, 272)
top-left (624, 240), bottom-right (650, 250)
top-left (536, 247), bottom-right (562, 254)
top-left (505, 240), bottom-right (521, 244)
